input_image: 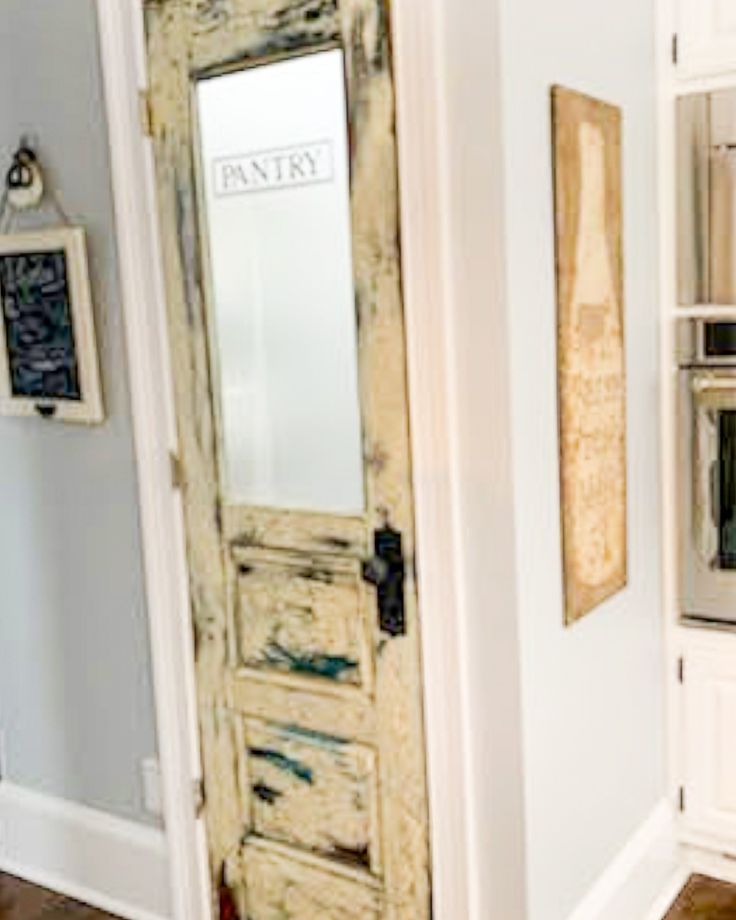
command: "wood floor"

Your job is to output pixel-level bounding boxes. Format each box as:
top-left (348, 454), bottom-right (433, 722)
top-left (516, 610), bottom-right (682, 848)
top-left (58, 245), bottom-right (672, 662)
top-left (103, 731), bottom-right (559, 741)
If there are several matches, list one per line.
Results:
top-left (0, 868), bottom-right (735, 919)
top-left (0, 873), bottom-right (120, 920)
top-left (665, 875), bottom-right (736, 919)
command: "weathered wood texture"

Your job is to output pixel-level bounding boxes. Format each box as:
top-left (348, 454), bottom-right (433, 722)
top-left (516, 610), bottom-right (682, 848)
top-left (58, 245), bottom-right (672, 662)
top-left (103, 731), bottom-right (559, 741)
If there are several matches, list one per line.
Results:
top-left (234, 550), bottom-right (373, 689)
top-left (144, 1), bottom-right (431, 917)
top-left (552, 86), bottom-right (628, 626)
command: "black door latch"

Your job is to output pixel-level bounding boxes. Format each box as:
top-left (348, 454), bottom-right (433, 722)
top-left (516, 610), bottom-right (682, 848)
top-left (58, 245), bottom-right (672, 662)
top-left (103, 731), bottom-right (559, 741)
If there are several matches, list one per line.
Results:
top-left (362, 526), bottom-right (406, 637)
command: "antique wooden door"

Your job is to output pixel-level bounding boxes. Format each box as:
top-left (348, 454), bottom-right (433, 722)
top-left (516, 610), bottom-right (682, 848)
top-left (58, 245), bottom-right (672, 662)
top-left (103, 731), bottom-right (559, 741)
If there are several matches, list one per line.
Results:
top-left (144, 1), bottom-right (430, 917)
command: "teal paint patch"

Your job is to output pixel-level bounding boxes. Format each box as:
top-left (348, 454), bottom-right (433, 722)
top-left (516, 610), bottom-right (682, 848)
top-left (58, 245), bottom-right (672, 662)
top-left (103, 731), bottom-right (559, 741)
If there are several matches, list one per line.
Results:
top-left (265, 642), bottom-right (358, 681)
top-left (248, 747), bottom-right (314, 785)
top-left (281, 724), bottom-right (349, 748)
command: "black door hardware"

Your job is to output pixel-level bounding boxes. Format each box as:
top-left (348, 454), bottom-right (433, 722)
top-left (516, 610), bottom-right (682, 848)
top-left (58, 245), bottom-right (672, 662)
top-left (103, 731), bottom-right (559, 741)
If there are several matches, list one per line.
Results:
top-left (362, 526), bottom-right (406, 637)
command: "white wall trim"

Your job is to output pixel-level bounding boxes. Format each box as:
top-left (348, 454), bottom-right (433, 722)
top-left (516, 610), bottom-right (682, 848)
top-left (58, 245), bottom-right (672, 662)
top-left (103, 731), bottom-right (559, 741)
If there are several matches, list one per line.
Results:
top-left (390, 3), bottom-right (475, 919)
top-left (0, 782), bottom-right (169, 920)
top-left (683, 842), bottom-right (736, 886)
top-left (641, 868), bottom-right (690, 920)
top-left (95, 2), bottom-right (211, 920)
top-left (566, 800), bottom-right (684, 920)
top-left (420, 0), bottom-right (530, 914)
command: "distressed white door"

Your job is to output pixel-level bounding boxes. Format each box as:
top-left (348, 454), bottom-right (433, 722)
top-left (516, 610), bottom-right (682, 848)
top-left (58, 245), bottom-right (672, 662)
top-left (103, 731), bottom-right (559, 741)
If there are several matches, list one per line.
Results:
top-left (143, 2), bottom-right (431, 918)
top-left (677, 0), bottom-right (736, 77)
top-left (681, 645), bottom-right (736, 846)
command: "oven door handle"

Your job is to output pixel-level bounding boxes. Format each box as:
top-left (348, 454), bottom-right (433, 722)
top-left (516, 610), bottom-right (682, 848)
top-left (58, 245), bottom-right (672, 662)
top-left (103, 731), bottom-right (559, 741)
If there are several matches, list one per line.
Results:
top-left (710, 459), bottom-right (720, 529)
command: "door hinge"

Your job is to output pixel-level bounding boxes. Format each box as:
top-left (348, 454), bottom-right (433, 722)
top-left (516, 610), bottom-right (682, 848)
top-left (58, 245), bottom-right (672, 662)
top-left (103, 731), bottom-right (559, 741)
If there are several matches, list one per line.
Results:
top-left (679, 786), bottom-right (686, 813)
top-left (138, 88), bottom-right (153, 137)
top-left (678, 656), bottom-right (684, 683)
top-left (170, 451), bottom-right (183, 490)
top-left (193, 777), bottom-right (206, 818)
top-left (672, 33), bottom-right (679, 65)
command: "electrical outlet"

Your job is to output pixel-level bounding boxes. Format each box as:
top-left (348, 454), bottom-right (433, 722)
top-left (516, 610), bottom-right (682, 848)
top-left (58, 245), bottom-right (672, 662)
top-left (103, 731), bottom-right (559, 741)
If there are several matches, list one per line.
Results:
top-left (141, 757), bottom-right (163, 817)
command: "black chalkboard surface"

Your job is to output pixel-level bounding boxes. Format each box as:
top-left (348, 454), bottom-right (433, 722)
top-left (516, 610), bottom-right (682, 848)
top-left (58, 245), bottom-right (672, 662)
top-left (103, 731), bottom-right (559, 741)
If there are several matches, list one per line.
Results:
top-left (0, 227), bottom-right (104, 424)
top-left (0, 248), bottom-right (81, 400)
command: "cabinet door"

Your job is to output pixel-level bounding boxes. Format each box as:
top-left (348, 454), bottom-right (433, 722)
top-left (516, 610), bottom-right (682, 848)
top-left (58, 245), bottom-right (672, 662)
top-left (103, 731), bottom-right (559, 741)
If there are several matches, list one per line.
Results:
top-left (678, 0), bottom-right (736, 77)
top-left (682, 647), bottom-right (736, 844)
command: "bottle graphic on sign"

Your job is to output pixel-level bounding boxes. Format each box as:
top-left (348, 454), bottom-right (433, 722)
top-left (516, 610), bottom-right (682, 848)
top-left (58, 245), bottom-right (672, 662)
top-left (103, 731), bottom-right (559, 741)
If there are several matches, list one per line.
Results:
top-left (562, 120), bottom-right (626, 597)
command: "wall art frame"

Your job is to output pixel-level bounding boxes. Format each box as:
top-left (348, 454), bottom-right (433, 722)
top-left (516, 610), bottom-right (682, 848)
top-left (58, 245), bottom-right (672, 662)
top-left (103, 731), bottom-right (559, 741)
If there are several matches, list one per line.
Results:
top-left (0, 226), bottom-right (104, 424)
top-left (552, 85), bottom-right (628, 626)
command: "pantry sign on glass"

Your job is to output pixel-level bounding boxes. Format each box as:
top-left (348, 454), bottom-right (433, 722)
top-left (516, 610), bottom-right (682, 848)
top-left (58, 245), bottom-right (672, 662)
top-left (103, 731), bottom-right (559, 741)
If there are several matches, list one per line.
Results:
top-left (197, 51), bottom-right (364, 514)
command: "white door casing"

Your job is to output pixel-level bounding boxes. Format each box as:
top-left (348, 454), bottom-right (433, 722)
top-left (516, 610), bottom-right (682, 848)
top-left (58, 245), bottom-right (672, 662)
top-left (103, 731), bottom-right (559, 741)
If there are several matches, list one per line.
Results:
top-left (96, 1), bottom-right (477, 919)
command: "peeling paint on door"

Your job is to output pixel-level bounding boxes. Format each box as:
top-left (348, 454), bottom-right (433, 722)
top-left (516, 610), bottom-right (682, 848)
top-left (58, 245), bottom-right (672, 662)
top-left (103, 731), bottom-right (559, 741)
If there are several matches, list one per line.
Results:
top-left (144, 0), bottom-right (431, 915)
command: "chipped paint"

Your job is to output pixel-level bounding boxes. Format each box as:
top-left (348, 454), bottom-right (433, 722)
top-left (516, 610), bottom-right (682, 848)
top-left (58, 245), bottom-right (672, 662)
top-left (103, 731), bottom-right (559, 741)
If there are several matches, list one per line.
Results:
top-left (248, 747), bottom-right (314, 784)
top-left (297, 568), bottom-right (334, 584)
top-left (240, 842), bottom-right (381, 917)
top-left (265, 642), bottom-right (359, 681)
top-left (281, 724), bottom-right (349, 747)
top-left (195, 0), bottom-right (230, 26)
top-left (145, 0), bottom-right (431, 914)
top-left (235, 556), bottom-right (369, 687)
top-left (190, 0), bottom-right (341, 75)
top-left (327, 842), bottom-right (371, 870)
top-left (320, 535), bottom-right (354, 550)
top-left (246, 719), bottom-right (378, 873)
top-left (252, 782), bottom-right (283, 805)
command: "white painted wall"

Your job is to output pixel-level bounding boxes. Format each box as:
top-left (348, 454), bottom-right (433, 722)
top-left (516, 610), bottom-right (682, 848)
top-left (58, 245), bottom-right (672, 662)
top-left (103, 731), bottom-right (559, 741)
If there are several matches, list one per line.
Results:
top-left (497, 1), bottom-right (666, 918)
top-left (0, 0), bottom-right (158, 826)
top-left (428, 0), bottom-right (664, 913)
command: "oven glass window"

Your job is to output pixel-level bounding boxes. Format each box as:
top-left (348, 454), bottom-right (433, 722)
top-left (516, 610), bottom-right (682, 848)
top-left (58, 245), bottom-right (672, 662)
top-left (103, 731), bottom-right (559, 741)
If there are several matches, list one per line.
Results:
top-left (719, 410), bottom-right (736, 569)
top-left (706, 323), bottom-right (736, 358)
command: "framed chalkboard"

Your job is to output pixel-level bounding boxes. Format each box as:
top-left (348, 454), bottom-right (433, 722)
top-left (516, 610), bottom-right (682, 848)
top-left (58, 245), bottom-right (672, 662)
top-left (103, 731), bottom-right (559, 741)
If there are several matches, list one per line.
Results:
top-left (0, 227), bottom-right (103, 423)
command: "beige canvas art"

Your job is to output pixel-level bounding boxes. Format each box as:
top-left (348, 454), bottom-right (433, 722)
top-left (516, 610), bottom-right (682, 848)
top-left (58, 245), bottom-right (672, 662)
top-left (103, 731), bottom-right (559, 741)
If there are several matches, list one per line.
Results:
top-left (552, 86), bottom-right (628, 626)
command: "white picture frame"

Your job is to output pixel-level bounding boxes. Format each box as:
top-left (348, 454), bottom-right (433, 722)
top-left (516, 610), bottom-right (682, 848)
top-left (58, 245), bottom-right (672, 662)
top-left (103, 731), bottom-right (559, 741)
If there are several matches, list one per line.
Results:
top-left (0, 226), bottom-right (104, 424)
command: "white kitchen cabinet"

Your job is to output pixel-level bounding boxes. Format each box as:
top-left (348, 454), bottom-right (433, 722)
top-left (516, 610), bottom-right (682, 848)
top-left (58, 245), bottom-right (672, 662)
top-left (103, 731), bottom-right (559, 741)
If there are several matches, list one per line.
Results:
top-left (677, 0), bottom-right (736, 78)
top-left (681, 644), bottom-right (736, 847)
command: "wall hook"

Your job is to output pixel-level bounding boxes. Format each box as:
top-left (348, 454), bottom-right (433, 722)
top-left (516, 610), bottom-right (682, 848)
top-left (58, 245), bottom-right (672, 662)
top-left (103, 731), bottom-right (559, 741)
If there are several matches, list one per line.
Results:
top-left (5, 143), bottom-right (44, 211)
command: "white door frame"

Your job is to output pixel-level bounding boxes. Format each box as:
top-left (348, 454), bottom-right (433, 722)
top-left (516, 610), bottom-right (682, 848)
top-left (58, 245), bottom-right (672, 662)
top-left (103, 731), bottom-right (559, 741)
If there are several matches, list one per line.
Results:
top-left (95, 4), bottom-right (209, 919)
top-left (96, 2), bottom-right (475, 919)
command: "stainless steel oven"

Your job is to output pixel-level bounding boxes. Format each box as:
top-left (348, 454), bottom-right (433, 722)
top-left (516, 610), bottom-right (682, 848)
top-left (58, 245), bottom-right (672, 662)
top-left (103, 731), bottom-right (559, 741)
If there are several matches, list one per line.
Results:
top-left (680, 322), bottom-right (736, 623)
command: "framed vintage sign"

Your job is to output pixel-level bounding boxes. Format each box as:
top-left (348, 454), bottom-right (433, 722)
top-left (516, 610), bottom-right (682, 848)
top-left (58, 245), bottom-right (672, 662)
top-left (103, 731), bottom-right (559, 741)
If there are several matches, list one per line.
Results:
top-left (552, 86), bottom-right (628, 625)
top-left (0, 227), bottom-right (104, 423)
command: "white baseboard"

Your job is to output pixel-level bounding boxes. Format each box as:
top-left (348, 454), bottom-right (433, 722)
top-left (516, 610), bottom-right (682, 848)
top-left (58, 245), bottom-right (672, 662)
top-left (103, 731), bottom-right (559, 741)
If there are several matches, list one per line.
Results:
top-left (567, 799), bottom-right (686, 920)
top-left (683, 841), bottom-right (736, 887)
top-left (641, 867), bottom-right (691, 920)
top-left (0, 781), bottom-right (170, 920)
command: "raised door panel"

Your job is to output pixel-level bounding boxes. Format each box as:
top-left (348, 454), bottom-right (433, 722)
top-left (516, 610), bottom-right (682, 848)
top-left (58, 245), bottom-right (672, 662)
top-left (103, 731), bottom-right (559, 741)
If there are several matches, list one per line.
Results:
top-left (236, 840), bottom-right (382, 919)
top-left (678, 0), bottom-right (736, 78)
top-left (682, 647), bottom-right (736, 844)
top-left (232, 548), bottom-right (374, 691)
top-left (244, 720), bottom-right (381, 873)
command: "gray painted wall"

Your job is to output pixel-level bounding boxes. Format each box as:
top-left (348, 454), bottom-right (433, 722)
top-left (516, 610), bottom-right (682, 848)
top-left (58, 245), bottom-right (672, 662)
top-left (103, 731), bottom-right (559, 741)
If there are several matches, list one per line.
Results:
top-left (0, 0), bottom-right (158, 826)
top-left (498, 0), bottom-right (664, 917)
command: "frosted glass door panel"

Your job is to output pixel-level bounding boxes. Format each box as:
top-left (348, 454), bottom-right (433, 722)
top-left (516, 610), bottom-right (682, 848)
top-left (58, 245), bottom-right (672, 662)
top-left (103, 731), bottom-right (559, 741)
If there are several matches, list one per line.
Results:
top-left (196, 50), bottom-right (365, 514)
